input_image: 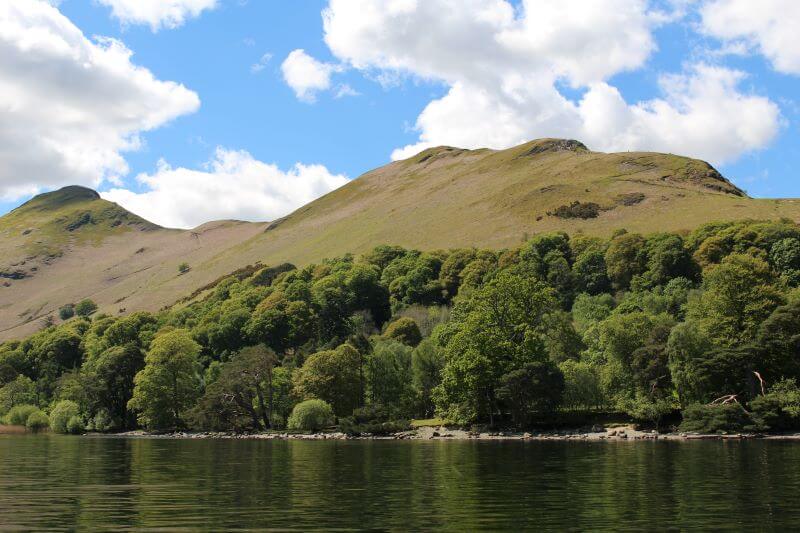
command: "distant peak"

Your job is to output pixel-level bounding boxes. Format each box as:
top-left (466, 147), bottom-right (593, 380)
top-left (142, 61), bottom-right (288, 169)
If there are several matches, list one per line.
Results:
top-left (44, 185), bottom-right (100, 202)
top-left (17, 185), bottom-right (101, 212)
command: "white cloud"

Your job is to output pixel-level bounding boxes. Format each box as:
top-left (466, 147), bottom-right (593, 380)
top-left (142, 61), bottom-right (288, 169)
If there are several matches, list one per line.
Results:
top-left (0, 0), bottom-right (200, 200)
top-left (250, 52), bottom-right (273, 74)
top-left (97, 0), bottom-right (217, 31)
top-left (323, 0), bottom-right (781, 165)
top-left (101, 148), bottom-right (349, 229)
top-left (281, 49), bottom-right (341, 102)
top-left (700, 0), bottom-right (800, 75)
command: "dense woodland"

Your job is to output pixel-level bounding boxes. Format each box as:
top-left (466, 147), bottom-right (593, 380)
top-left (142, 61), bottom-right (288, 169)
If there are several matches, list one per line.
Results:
top-left (4, 218), bottom-right (800, 434)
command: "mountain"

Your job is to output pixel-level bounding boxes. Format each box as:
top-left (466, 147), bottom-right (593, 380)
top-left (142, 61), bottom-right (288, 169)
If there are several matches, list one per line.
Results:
top-left (1, 138), bottom-right (799, 339)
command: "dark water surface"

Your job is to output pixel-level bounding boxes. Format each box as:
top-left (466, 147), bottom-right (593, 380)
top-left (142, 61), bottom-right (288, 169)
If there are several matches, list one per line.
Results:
top-left (1, 436), bottom-right (800, 530)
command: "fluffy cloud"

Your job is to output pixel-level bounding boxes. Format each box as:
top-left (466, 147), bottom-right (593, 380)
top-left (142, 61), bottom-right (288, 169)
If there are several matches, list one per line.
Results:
top-left (323, 0), bottom-right (781, 164)
top-left (102, 148), bottom-right (349, 229)
top-left (97, 0), bottom-right (217, 31)
top-left (281, 49), bottom-right (342, 102)
top-left (0, 0), bottom-right (199, 199)
top-left (700, 0), bottom-right (800, 75)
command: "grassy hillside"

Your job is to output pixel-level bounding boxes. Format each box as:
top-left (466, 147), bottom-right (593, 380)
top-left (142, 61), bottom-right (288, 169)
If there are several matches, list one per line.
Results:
top-left (0, 139), bottom-right (799, 339)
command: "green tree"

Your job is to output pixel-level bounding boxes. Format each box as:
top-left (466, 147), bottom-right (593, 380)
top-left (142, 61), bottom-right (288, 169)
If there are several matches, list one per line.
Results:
top-left (128, 330), bottom-right (201, 430)
top-left (382, 317), bottom-right (422, 347)
top-left (605, 233), bottom-right (647, 290)
top-left (688, 253), bottom-right (784, 346)
top-left (193, 345), bottom-right (277, 431)
top-left (435, 269), bottom-right (556, 424)
top-left (59, 304), bottom-right (75, 321)
top-left (293, 344), bottom-right (362, 417)
top-left (0, 375), bottom-right (37, 415)
top-left (50, 400), bottom-right (81, 434)
top-left (366, 340), bottom-right (414, 416)
top-left (412, 338), bottom-right (444, 417)
top-left (497, 361), bottom-right (564, 426)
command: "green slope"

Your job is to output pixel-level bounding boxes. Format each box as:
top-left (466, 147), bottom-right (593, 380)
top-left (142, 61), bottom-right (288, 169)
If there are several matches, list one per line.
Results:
top-left (1, 139), bottom-right (799, 339)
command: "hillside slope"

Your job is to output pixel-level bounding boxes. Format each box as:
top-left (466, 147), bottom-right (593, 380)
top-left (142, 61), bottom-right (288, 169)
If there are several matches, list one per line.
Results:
top-left (1, 139), bottom-right (799, 339)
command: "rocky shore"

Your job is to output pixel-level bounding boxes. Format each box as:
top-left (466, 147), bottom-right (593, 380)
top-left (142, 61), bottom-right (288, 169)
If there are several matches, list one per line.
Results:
top-left (106, 425), bottom-right (790, 441)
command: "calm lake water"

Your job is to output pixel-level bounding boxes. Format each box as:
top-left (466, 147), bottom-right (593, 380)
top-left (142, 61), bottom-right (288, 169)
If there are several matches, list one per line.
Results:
top-left (1, 436), bottom-right (800, 531)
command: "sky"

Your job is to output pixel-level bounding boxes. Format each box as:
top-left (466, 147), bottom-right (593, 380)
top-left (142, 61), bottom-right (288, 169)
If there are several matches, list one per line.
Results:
top-left (1, 0), bottom-right (799, 228)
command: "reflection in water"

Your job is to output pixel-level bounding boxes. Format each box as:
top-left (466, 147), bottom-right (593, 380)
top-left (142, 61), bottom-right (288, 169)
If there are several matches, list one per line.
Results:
top-left (0, 436), bottom-right (799, 530)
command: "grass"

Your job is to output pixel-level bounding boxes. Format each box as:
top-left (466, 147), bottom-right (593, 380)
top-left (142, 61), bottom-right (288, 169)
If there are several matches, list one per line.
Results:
top-left (411, 418), bottom-right (449, 428)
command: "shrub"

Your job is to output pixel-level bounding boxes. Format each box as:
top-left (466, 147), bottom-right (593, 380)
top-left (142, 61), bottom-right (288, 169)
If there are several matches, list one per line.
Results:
top-left (58, 304), bottom-right (75, 321)
top-left (178, 262), bottom-right (191, 274)
top-left (383, 317), bottom-right (422, 347)
top-left (679, 403), bottom-right (753, 434)
top-left (338, 405), bottom-right (410, 436)
top-left (749, 379), bottom-right (800, 431)
top-left (287, 399), bottom-right (335, 431)
top-left (549, 201), bottom-right (601, 220)
top-left (74, 299), bottom-right (98, 317)
top-left (5, 404), bottom-right (38, 426)
top-left (50, 400), bottom-right (81, 434)
top-left (25, 410), bottom-right (50, 432)
top-left (66, 415), bottom-right (85, 435)
top-left (87, 409), bottom-right (113, 432)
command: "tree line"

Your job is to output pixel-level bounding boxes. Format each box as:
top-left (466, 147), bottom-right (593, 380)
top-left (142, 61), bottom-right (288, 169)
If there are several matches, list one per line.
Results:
top-left (3, 218), bottom-right (800, 434)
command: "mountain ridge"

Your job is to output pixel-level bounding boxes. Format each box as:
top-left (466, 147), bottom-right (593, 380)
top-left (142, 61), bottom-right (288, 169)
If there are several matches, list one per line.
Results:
top-left (0, 139), bottom-right (798, 339)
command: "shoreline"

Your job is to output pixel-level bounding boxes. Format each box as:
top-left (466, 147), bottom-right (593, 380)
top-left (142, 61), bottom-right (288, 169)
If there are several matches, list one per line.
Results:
top-left (100, 425), bottom-right (800, 442)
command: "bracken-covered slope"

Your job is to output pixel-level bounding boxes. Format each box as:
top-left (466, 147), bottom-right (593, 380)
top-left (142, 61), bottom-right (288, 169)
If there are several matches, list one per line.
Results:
top-left (2, 139), bottom-right (800, 339)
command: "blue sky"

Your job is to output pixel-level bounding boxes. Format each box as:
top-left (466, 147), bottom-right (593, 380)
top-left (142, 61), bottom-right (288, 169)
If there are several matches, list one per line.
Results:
top-left (1, 1), bottom-right (799, 227)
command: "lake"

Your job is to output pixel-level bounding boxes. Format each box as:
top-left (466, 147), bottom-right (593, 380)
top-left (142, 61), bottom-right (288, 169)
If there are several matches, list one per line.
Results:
top-left (1, 436), bottom-right (799, 530)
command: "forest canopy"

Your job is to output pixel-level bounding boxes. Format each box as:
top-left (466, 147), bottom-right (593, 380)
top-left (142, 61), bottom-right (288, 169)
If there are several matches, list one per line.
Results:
top-left (4, 218), bottom-right (800, 434)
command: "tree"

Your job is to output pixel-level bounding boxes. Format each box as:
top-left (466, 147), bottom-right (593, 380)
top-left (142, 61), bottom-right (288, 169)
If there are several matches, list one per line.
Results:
top-left (293, 344), bottom-right (362, 417)
top-left (605, 233), bottom-right (647, 290)
top-left (435, 269), bottom-right (557, 424)
top-left (0, 375), bottom-right (36, 415)
top-left (83, 344), bottom-right (145, 430)
top-left (560, 360), bottom-right (604, 411)
top-left (688, 253), bottom-right (784, 346)
top-left (59, 304), bottom-right (75, 321)
top-left (128, 329), bottom-right (201, 430)
top-left (50, 400), bottom-right (81, 434)
top-left (412, 338), bottom-right (444, 417)
top-left (366, 340), bottom-right (414, 416)
top-left (75, 299), bottom-right (98, 317)
top-left (497, 361), bottom-right (564, 426)
top-left (193, 345), bottom-right (277, 431)
top-left (382, 317), bottom-right (422, 347)
top-left (246, 292), bottom-right (315, 356)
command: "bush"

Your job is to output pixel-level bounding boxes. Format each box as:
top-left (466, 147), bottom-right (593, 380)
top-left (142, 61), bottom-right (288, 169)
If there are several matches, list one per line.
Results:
top-left (679, 403), bottom-right (753, 434)
top-left (338, 405), bottom-right (410, 436)
top-left (383, 317), bottom-right (422, 347)
top-left (749, 379), bottom-right (800, 432)
top-left (87, 409), bottom-right (113, 432)
top-left (50, 400), bottom-right (81, 434)
top-left (549, 201), bottom-right (601, 220)
top-left (178, 262), bottom-right (191, 274)
top-left (5, 404), bottom-right (38, 426)
top-left (58, 304), bottom-right (75, 321)
top-left (66, 415), bottom-right (85, 434)
top-left (287, 399), bottom-right (335, 431)
top-left (25, 410), bottom-right (50, 432)
top-left (74, 299), bottom-right (98, 317)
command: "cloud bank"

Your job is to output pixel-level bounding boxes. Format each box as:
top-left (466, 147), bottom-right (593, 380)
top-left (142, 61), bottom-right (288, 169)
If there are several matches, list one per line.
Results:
top-left (102, 148), bottom-right (348, 229)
